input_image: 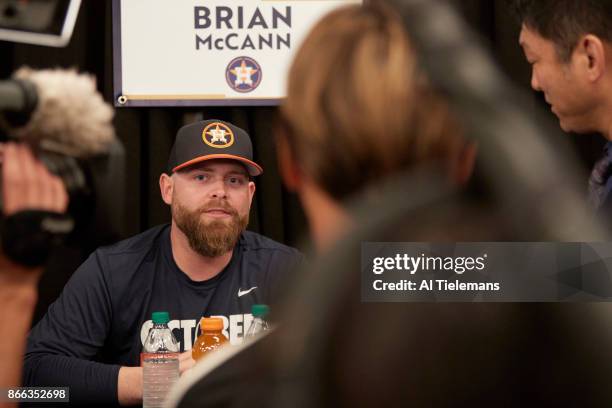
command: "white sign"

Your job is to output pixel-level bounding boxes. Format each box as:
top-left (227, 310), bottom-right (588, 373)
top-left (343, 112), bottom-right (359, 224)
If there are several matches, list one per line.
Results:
top-left (113, 0), bottom-right (361, 107)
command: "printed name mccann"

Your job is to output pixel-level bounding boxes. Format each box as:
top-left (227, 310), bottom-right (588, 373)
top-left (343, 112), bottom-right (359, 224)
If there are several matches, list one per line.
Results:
top-left (194, 6), bottom-right (292, 51)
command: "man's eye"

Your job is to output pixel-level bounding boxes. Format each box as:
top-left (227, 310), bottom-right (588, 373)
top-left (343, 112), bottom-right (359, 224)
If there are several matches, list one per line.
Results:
top-left (228, 176), bottom-right (248, 185)
top-left (195, 174), bottom-right (208, 181)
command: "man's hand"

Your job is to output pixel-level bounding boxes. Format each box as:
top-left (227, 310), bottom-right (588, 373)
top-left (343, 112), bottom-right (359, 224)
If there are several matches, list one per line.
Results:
top-left (118, 366), bottom-right (142, 406)
top-left (1, 142), bottom-right (68, 216)
top-left (0, 143), bottom-right (69, 401)
top-left (179, 350), bottom-right (196, 375)
top-left (118, 352), bottom-right (194, 406)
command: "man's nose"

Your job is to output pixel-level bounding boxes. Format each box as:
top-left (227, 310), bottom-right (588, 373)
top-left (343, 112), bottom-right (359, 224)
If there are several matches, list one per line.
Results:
top-left (209, 179), bottom-right (228, 199)
top-left (530, 69), bottom-right (541, 91)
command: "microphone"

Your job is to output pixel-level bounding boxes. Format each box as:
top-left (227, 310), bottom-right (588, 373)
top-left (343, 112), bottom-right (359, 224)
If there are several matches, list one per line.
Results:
top-left (0, 67), bottom-right (124, 266)
top-left (0, 78), bottom-right (37, 119)
top-left (0, 67), bottom-right (116, 158)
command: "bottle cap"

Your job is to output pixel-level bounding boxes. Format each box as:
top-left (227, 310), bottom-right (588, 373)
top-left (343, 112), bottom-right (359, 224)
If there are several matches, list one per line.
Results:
top-left (251, 304), bottom-right (269, 318)
top-left (200, 317), bottom-right (224, 331)
top-left (152, 311), bottom-right (170, 324)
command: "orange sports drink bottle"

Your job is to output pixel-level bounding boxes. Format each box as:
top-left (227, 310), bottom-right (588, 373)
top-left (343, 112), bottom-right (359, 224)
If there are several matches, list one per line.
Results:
top-left (192, 317), bottom-right (228, 361)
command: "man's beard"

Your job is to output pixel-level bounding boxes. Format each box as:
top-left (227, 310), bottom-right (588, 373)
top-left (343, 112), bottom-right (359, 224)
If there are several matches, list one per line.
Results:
top-left (173, 199), bottom-right (248, 257)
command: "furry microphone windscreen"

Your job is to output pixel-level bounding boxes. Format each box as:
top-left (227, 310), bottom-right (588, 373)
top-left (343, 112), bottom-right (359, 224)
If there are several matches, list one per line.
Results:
top-left (9, 67), bottom-right (115, 158)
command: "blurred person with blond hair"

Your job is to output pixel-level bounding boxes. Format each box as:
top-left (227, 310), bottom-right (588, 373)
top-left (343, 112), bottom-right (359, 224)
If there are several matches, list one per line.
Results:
top-left (166, 3), bottom-right (477, 407)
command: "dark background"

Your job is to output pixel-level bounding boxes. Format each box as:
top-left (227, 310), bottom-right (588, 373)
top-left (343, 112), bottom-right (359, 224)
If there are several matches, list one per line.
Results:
top-left (0, 0), bottom-right (605, 322)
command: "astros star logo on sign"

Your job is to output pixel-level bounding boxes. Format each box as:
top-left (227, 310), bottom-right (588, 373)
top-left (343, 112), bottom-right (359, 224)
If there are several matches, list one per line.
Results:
top-left (202, 122), bottom-right (235, 148)
top-left (225, 56), bottom-right (262, 93)
top-left (232, 60), bottom-right (257, 86)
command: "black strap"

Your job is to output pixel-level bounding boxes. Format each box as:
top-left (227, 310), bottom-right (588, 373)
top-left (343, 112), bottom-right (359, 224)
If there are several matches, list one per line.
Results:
top-left (0, 210), bottom-right (74, 267)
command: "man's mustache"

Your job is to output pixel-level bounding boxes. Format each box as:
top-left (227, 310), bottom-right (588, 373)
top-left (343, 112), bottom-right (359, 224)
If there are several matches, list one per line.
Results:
top-left (198, 200), bottom-right (239, 217)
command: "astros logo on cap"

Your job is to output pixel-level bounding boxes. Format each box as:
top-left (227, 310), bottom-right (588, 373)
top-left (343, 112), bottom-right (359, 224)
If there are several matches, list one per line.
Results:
top-left (202, 122), bottom-right (235, 149)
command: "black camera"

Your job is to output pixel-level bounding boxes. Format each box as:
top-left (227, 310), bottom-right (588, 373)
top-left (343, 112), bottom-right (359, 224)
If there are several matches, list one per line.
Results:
top-left (0, 71), bottom-right (125, 267)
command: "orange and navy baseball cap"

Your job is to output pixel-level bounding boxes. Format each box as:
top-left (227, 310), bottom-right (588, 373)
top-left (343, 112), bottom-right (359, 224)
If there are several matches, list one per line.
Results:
top-left (167, 119), bottom-right (263, 176)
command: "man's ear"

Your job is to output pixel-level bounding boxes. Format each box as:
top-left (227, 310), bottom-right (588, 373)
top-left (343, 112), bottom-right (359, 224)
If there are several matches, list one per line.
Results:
top-left (276, 134), bottom-right (302, 192)
top-left (248, 180), bottom-right (256, 206)
top-left (577, 34), bottom-right (606, 82)
top-left (160, 173), bottom-right (173, 205)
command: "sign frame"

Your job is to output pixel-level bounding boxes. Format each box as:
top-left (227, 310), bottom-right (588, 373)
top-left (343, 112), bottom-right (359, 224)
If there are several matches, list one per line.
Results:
top-left (112, 0), bottom-right (359, 107)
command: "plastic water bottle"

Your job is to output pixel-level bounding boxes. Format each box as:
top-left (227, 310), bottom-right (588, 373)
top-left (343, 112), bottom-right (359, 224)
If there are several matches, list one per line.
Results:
top-left (245, 304), bottom-right (270, 339)
top-left (141, 311), bottom-right (179, 408)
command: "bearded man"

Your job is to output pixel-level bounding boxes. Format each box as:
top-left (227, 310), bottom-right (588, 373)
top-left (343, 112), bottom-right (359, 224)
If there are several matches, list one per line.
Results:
top-left (22, 120), bottom-right (302, 407)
